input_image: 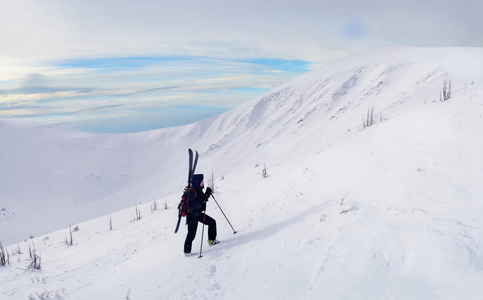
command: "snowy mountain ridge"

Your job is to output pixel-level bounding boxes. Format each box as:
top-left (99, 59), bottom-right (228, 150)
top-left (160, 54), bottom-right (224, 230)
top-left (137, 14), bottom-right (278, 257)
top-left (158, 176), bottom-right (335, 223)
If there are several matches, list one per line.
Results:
top-left (1, 46), bottom-right (483, 299)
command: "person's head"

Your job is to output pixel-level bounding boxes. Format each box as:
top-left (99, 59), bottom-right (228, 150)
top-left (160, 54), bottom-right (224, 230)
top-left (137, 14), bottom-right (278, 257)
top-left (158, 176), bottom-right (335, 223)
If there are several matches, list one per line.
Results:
top-left (192, 174), bottom-right (204, 188)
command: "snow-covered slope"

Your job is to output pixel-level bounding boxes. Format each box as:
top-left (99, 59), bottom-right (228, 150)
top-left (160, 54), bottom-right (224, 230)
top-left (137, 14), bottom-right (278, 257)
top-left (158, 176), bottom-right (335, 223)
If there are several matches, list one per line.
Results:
top-left (1, 46), bottom-right (483, 299)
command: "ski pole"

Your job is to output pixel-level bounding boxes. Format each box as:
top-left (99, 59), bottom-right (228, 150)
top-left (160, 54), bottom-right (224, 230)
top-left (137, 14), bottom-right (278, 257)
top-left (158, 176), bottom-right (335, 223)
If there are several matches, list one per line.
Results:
top-left (211, 194), bottom-right (237, 234)
top-left (198, 210), bottom-right (206, 258)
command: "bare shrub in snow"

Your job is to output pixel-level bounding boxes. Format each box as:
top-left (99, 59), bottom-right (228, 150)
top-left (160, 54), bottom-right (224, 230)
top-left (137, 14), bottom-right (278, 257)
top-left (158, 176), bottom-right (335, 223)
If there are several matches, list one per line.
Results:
top-left (440, 75), bottom-right (452, 101)
top-left (362, 106), bottom-right (383, 129)
top-left (132, 205), bottom-right (142, 222)
top-left (0, 241), bottom-right (9, 266)
top-left (27, 253), bottom-right (41, 271)
top-left (65, 225), bottom-right (74, 246)
top-left (261, 164), bottom-right (268, 178)
top-left (208, 170), bottom-right (215, 193)
top-left (340, 193), bottom-right (349, 206)
top-left (135, 205), bottom-right (142, 221)
top-left (11, 244), bottom-right (22, 258)
top-left (26, 242), bottom-right (41, 271)
top-left (363, 106), bottom-right (375, 128)
top-left (28, 242), bottom-right (34, 258)
top-left (151, 198), bottom-right (158, 212)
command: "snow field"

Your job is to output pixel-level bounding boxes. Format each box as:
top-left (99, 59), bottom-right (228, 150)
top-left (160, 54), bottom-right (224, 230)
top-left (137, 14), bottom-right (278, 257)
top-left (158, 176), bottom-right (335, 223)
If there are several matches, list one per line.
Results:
top-left (1, 46), bottom-right (483, 299)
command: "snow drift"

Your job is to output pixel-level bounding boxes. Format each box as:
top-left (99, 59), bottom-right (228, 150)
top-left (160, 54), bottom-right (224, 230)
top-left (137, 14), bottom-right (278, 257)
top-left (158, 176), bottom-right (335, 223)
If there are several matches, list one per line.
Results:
top-left (1, 45), bottom-right (483, 299)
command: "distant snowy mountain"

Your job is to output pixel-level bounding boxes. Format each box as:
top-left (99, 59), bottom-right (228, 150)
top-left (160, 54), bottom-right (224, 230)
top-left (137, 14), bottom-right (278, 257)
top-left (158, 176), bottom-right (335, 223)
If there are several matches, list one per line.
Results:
top-left (1, 46), bottom-right (483, 299)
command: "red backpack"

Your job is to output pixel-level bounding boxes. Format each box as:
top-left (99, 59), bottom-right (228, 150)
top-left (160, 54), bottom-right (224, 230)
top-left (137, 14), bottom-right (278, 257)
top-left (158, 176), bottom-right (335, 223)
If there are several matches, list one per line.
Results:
top-left (178, 187), bottom-right (196, 217)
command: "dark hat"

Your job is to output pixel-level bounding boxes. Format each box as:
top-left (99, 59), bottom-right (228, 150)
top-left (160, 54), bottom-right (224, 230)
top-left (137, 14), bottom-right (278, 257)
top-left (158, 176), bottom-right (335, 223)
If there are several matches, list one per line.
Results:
top-left (191, 174), bottom-right (204, 187)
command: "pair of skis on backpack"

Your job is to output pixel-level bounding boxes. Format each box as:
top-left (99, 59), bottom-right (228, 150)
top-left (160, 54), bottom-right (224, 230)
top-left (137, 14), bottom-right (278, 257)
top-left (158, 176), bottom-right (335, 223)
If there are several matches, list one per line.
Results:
top-left (174, 149), bottom-right (198, 234)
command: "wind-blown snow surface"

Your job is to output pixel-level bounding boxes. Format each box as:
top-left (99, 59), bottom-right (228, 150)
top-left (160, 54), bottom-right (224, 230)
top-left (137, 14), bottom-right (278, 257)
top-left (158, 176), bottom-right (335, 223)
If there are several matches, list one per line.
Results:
top-left (1, 46), bottom-right (483, 299)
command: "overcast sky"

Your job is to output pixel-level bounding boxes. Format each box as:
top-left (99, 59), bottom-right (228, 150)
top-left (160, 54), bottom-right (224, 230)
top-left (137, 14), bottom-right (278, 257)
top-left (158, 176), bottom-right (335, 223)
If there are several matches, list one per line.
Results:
top-left (1, 0), bottom-right (482, 133)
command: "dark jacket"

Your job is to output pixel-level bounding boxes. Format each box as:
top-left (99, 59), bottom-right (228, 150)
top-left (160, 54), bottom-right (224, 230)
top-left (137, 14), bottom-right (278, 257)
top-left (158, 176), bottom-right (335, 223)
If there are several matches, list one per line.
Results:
top-left (186, 174), bottom-right (208, 217)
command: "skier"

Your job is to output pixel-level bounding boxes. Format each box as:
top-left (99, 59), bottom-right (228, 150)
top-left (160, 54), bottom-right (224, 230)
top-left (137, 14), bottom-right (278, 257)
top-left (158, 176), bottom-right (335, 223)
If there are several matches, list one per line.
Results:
top-left (184, 174), bottom-right (219, 256)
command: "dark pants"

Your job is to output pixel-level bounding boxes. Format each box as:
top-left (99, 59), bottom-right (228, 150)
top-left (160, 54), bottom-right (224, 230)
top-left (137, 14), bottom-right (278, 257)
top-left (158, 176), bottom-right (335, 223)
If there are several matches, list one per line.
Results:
top-left (184, 214), bottom-right (217, 253)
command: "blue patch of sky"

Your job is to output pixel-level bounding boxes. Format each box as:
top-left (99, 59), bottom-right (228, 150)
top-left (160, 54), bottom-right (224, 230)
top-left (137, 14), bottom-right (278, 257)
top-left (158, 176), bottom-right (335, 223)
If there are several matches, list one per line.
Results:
top-left (196, 87), bottom-right (270, 94)
top-left (53, 56), bottom-right (311, 74)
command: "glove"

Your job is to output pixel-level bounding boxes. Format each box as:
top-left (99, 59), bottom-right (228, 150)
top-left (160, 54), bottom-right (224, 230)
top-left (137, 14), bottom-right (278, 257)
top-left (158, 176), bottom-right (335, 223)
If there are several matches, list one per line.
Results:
top-left (205, 187), bottom-right (213, 197)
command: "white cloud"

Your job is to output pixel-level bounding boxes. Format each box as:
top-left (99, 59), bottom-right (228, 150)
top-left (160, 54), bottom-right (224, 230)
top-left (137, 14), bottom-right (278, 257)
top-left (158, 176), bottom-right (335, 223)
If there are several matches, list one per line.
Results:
top-left (0, 55), bottom-right (308, 132)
